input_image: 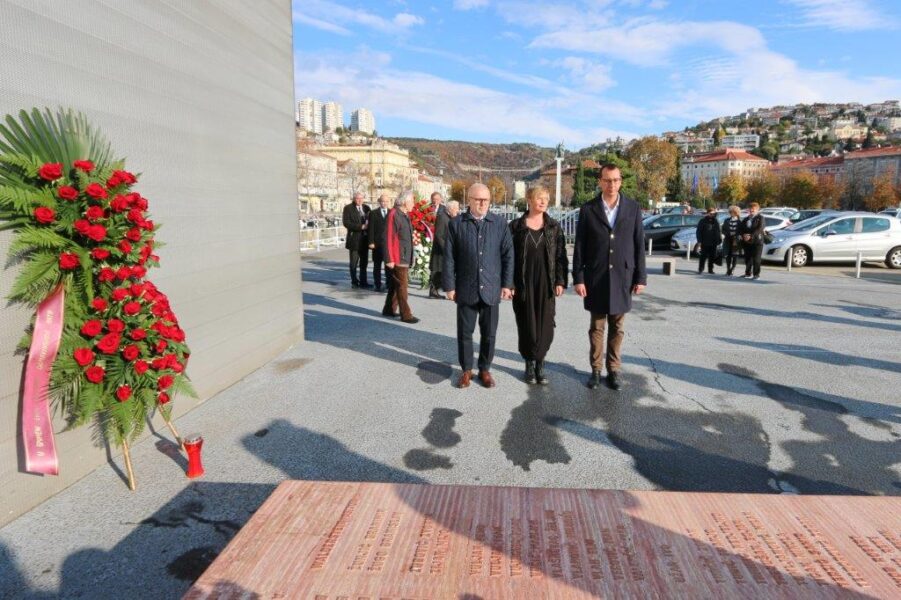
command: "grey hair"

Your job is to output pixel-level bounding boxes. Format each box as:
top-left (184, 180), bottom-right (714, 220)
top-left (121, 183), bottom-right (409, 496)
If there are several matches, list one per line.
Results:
top-left (395, 189), bottom-right (415, 208)
top-left (446, 200), bottom-right (460, 211)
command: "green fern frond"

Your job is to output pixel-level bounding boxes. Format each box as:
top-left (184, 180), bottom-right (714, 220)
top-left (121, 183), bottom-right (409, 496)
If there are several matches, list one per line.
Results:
top-left (8, 226), bottom-right (73, 255)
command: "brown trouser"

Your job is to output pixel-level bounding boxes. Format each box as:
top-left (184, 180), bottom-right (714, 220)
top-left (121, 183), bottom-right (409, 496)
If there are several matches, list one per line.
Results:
top-left (589, 313), bottom-right (625, 372)
top-left (383, 266), bottom-right (413, 320)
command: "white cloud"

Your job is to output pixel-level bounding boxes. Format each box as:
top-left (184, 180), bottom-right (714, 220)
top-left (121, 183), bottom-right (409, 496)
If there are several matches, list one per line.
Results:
top-left (294, 49), bottom-right (639, 146)
top-left (553, 57), bottom-right (616, 91)
top-left (292, 0), bottom-right (425, 34)
top-left (454, 0), bottom-right (491, 9)
top-left (786, 0), bottom-right (896, 31)
top-left (394, 12), bottom-right (425, 27)
top-left (496, 1), bottom-right (613, 30)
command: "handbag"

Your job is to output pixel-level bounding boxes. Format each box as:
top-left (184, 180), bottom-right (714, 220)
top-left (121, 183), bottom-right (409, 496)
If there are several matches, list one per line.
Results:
top-left (763, 231), bottom-right (775, 244)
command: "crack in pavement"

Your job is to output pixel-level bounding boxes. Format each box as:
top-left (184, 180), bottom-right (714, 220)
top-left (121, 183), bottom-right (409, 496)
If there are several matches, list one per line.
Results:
top-left (638, 346), bottom-right (716, 415)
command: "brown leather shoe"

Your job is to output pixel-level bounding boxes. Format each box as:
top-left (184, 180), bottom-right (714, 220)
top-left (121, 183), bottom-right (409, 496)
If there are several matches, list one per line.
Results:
top-left (478, 370), bottom-right (496, 388)
top-left (457, 371), bottom-right (473, 388)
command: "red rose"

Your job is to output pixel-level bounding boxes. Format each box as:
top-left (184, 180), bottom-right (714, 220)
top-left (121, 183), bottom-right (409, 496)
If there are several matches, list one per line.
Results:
top-left (34, 207), bottom-right (55, 224)
top-left (86, 225), bottom-right (107, 242)
top-left (129, 328), bottom-right (147, 340)
top-left (57, 186), bottom-right (79, 201)
top-left (135, 196), bottom-right (148, 210)
top-left (91, 248), bottom-right (110, 260)
top-left (112, 170), bottom-right (137, 185)
top-left (116, 385), bottom-right (132, 402)
top-left (74, 219), bottom-right (90, 234)
top-left (96, 332), bottom-right (121, 354)
top-left (129, 283), bottom-right (144, 297)
top-left (111, 288), bottom-right (128, 301)
top-left (131, 265), bottom-right (147, 278)
top-left (80, 320), bottom-right (103, 337)
top-left (123, 301), bottom-right (141, 316)
top-left (157, 392), bottom-right (171, 405)
top-left (85, 183), bottom-right (108, 199)
top-left (118, 240), bottom-right (132, 254)
top-left (107, 318), bottom-right (125, 333)
top-left (134, 360), bottom-right (150, 375)
top-left (110, 195), bottom-right (129, 212)
top-left (122, 345), bottom-right (140, 361)
top-left (98, 268), bottom-right (115, 282)
top-left (170, 328), bottom-right (186, 343)
top-left (158, 375), bottom-right (174, 390)
top-left (38, 162), bottom-right (63, 181)
top-left (127, 208), bottom-right (143, 223)
top-left (73, 159), bottom-right (95, 173)
top-left (85, 365), bottom-right (105, 383)
top-left (141, 220), bottom-right (155, 231)
top-left (171, 360), bottom-right (184, 374)
top-left (91, 297), bottom-right (108, 311)
top-left (115, 266), bottom-right (131, 281)
top-left (73, 348), bottom-right (94, 366)
top-left (59, 252), bottom-right (80, 270)
top-left (126, 227), bottom-right (142, 242)
top-left (156, 340), bottom-right (168, 352)
top-left (151, 357), bottom-right (166, 370)
top-left (85, 205), bottom-right (104, 221)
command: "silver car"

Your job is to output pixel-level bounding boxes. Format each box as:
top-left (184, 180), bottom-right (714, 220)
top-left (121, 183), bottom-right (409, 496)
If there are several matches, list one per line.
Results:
top-left (670, 213), bottom-right (791, 255)
top-left (763, 212), bottom-right (901, 269)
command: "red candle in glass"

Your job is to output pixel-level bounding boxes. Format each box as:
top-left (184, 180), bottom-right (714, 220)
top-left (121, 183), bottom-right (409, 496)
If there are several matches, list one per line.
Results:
top-left (184, 433), bottom-right (205, 478)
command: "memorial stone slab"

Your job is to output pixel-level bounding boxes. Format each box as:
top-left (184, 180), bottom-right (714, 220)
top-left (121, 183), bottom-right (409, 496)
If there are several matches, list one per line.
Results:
top-left (186, 481), bottom-right (901, 599)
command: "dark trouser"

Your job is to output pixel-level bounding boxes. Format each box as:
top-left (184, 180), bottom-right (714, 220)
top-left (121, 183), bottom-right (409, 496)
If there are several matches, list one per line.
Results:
top-left (383, 266), bottom-right (413, 320)
top-left (429, 251), bottom-right (442, 291)
top-left (722, 240), bottom-right (739, 274)
top-left (371, 247), bottom-right (386, 288)
top-left (457, 301), bottom-right (499, 372)
top-left (698, 244), bottom-right (718, 273)
top-left (744, 243), bottom-right (763, 277)
top-left (589, 313), bottom-right (625, 372)
top-left (348, 247), bottom-right (369, 285)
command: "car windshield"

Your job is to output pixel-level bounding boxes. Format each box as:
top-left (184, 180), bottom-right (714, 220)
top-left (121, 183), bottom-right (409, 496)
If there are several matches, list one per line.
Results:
top-left (784, 214), bottom-right (837, 232)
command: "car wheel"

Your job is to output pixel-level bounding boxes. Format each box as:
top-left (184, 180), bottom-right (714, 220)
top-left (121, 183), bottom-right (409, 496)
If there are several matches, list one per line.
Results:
top-left (886, 246), bottom-right (901, 270)
top-left (789, 245), bottom-right (809, 267)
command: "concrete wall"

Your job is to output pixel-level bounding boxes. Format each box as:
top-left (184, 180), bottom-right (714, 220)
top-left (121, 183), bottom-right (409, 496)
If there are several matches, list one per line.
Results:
top-left (0, 0), bottom-right (302, 526)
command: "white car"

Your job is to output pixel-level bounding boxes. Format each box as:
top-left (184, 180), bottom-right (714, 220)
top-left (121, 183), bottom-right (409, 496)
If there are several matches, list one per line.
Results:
top-left (761, 206), bottom-right (800, 220)
top-left (878, 208), bottom-right (900, 220)
top-left (763, 212), bottom-right (901, 269)
top-left (670, 214), bottom-right (791, 255)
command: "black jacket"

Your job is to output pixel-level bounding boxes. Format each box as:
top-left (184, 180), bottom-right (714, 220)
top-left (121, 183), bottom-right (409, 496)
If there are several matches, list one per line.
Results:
top-left (368, 206), bottom-right (389, 249)
top-left (342, 202), bottom-right (371, 251)
top-left (721, 216), bottom-right (741, 250)
top-left (696, 215), bottom-right (723, 246)
top-left (509, 213), bottom-right (568, 294)
top-left (443, 211), bottom-right (514, 306)
top-left (572, 194), bottom-right (647, 315)
top-left (430, 205), bottom-right (449, 273)
top-left (739, 213), bottom-right (766, 245)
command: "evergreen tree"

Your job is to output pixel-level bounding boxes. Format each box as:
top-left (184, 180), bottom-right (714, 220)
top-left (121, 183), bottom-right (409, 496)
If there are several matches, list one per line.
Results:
top-left (571, 160), bottom-right (595, 207)
top-left (863, 128), bottom-right (875, 149)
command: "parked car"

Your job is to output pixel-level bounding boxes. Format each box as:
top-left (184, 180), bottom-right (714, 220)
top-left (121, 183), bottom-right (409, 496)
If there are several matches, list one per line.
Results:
top-left (671, 214), bottom-right (791, 255)
top-left (763, 212), bottom-right (901, 269)
top-left (761, 206), bottom-right (800, 220)
top-left (790, 209), bottom-right (840, 223)
top-left (878, 208), bottom-right (901, 219)
top-left (644, 212), bottom-right (703, 249)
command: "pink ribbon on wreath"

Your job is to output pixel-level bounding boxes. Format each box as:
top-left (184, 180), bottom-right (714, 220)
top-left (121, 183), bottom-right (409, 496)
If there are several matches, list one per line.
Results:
top-left (22, 285), bottom-right (63, 475)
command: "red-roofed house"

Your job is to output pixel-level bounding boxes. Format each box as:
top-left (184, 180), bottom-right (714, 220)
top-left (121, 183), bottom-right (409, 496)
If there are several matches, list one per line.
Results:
top-left (681, 148), bottom-right (770, 190)
top-left (770, 155), bottom-right (844, 184)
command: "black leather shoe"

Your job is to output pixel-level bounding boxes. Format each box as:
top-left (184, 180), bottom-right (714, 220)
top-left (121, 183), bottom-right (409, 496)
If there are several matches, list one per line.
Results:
top-left (360, 283), bottom-right (373, 289)
top-left (524, 360), bottom-right (537, 384)
top-left (381, 309), bottom-right (398, 318)
top-left (351, 282), bottom-right (360, 288)
top-left (374, 285), bottom-right (383, 292)
top-left (587, 369), bottom-right (602, 389)
top-left (535, 360), bottom-right (549, 385)
top-left (606, 371), bottom-right (622, 391)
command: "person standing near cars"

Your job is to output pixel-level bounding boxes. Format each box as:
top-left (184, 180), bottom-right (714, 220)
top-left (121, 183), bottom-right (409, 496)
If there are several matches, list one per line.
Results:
top-left (740, 202), bottom-right (766, 280)
top-left (572, 164), bottom-right (647, 391)
top-left (696, 207), bottom-right (722, 274)
top-left (509, 186), bottom-right (568, 385)
top-left (721, 205), bottom-right (742, 276)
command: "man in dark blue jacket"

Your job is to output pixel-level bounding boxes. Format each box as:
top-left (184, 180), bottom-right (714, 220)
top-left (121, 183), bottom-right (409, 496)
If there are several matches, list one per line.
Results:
top-left (572, 165), bottom-right (647, 391)
top-left (443, 184), bottom-right (514, 388)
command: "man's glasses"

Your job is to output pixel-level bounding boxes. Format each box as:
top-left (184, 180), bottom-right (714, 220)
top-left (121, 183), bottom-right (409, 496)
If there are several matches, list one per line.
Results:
top-left (471, 197), bottom-right (490, 202)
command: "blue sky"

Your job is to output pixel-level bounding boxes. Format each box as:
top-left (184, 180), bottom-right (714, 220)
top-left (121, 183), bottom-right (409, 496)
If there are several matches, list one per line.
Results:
top-left (293, 0), bottom-right (901, 148)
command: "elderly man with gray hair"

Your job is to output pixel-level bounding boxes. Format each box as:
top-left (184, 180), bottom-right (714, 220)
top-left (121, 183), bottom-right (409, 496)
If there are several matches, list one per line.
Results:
top-left (382, 190), bottom-right (420, 324)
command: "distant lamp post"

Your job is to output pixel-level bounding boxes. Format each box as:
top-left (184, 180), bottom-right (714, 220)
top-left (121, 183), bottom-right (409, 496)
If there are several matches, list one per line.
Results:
top-left (555, 142), bottom-right (565, 208)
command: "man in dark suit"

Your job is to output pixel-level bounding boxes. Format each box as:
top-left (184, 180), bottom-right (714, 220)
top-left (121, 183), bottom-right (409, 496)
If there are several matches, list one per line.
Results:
top-left (740, 201), bottom-right (766, 280)
top-left (444, 184), bottom-right (514, 389)
top-left (368, 193), bottom-right (390, 292)
top-left (428, 192), bottom-right (448, 298)
top-left (342, 192), bottom-right (371, 288)
top-left (572, 164), bottom-right (647, 391)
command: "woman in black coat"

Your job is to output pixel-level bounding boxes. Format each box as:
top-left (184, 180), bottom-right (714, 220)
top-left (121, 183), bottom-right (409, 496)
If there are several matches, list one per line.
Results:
top-left (720, 205), bottom-right (742, 276)
top-left (509, 186), bottom-right (568, 384)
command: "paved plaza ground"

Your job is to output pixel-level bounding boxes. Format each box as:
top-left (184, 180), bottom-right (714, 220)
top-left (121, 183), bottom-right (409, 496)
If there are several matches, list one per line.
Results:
top-left (1, 249), bottom-right (899, 598)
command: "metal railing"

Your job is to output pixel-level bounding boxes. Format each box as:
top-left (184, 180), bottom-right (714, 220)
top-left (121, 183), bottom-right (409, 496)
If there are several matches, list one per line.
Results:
top-left (300, 226), bottom-right (346, 252)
